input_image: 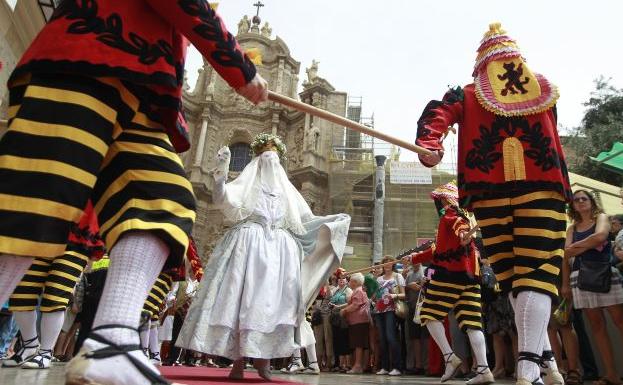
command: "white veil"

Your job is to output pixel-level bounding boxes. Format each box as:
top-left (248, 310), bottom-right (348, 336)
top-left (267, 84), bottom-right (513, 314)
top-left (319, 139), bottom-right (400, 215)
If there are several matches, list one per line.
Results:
top-left (214, 151), bottom-right (311, 235)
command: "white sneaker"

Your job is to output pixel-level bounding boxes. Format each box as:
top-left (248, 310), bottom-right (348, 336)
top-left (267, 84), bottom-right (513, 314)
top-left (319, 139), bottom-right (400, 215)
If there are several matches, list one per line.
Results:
top-left (516, 379), bottom-right (544, 385)
top-left (21, 349), bottom-right (52, 369)
top-left (388, 369), bottom-right (401, 376)
top-left (149, 352), bottom-right (161, 366)
top-left (376, 368), bottom-right (389, 375)
top-left (65, 331), bottom-right (178, 385)
top-left (440, 352), bottom-right (462, 382)
top-left (543, 368), bottom-right (564, 385)
top-left (301, 362), bottom-right (320, 375)
top-left (280, 360), bottom-right (303, 374)
top-left (466, 366), bottom-right (494, 385)
top-left (1, 336), bottom-right (39, 368)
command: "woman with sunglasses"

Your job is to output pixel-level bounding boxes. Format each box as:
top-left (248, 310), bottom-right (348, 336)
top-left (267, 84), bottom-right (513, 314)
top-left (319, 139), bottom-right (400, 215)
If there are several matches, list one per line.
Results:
top-left (562, 190), bottom-right (623, 385)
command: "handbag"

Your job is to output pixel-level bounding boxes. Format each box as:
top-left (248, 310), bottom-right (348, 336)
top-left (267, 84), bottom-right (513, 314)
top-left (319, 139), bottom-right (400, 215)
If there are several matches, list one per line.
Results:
top-left (392, 273), bottom-right (407, 319)
top-left (413, 290), bottom-right (425, 325)
top-left (552, 298), bottom-right (571, 326)
top-left (577, 259), bottom-right (611, 293)
top-left (329, 307), bottom-right (348, 329)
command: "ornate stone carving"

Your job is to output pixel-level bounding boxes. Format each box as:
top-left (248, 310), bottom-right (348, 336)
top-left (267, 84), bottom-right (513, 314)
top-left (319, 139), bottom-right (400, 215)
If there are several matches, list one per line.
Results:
top-left (261, 22), bottom-right (272, 38)
top-left (305, 60), bottom-right (319, 84)
top-left (237, 15), bottom-right (250, 35)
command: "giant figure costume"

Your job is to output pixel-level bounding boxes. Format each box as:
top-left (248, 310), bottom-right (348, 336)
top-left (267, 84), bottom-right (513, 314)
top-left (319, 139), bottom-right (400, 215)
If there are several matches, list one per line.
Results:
top-left (414, 23), bottom-right (569, 385)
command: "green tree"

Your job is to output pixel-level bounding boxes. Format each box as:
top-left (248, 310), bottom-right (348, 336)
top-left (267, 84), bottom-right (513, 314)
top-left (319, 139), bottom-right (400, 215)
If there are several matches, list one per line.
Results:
top-left (566, 76), bottom-right (623, 186)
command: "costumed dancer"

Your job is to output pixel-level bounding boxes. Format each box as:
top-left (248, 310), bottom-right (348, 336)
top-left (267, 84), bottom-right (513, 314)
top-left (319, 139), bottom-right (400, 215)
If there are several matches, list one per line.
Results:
top-left (0, 1), bottom-right (267, 384)
top-left (402, 182), bottom-right (492, 384)
top-left (414, 23), bottom-right (570, 385)
top-left (176, 134), bottom-right (350, 380)
top-left (140, 238), bottom-right (203, 366)
top-left (2, 201), bottom-right (104, 370)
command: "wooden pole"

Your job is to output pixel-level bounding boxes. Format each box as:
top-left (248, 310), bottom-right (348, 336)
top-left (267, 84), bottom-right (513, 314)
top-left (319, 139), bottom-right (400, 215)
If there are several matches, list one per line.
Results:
top-left (267, 91), bottom-right (432, 156)
top-left (343, 226), bottom-right (480, 276)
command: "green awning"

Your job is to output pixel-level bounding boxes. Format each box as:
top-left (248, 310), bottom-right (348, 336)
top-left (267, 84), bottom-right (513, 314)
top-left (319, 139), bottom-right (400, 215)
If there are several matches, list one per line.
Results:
top-left (590, 141), bottom-right (623, 175)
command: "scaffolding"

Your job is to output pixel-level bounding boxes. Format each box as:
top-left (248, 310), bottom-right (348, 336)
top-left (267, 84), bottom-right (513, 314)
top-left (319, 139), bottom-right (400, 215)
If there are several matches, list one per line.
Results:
top-left (329, 96), bottom-right (458, 268)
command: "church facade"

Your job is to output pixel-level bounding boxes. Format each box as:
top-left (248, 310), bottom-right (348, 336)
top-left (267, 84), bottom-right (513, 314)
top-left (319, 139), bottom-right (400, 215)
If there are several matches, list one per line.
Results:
top-left (182, 16), bottom-right (347, 262)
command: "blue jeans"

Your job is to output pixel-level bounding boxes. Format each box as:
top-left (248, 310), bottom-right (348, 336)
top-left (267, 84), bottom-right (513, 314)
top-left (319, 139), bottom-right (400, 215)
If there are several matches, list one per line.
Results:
top-left (0, 313), bottom-right (18, 355)
top-left (375, 311), bottom-right (401, 371)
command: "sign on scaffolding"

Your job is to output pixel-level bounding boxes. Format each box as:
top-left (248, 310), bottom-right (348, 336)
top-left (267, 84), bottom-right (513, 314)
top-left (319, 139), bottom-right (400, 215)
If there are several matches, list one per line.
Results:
top-left (389, 161), bottom-right (432, 184)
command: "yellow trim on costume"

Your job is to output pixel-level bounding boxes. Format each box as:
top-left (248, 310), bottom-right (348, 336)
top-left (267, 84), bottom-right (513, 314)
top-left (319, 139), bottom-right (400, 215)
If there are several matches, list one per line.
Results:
top-left (419, 307), bottom-right (448, 317)
top-left (123, 129), bottom-right (170, 142)
top-left (24, 270), bottom-right (48, 277)
top-left (487, 251), bottom-right (514, 264)
top-left (63, 250), bottom-right (90, 261)
top-left (430, 280), bottom-right (466, 291)
top-left (0, 155), bottom-right (96, 187)
top-left (96, 78), bottom-right (163, 130)
top-left (94, 169), bottom-right (193, 213)
top-left (47, 270), bottom-right (82, 282)
top-left (151, 285), bottom-right (168, 298)
top-left (459, 320), bottom-right (483, 329)
top-left (455, 310), bottom-right (482, 318)
top-left (423, 298), bottom-right (454, 309)
top-left (483, 234), bottom-right (513, 246)
top-left (40, 305), bottom-right (67, 312)
top-left (471, 197), bottom-right (510, 209)
top-left (502, 137), bottom-right (526, 181)
top-left (10, 293), bottom-right (41, 300)
top-left (45, 282), bottom-right (75, 293)
top-left (513, 209), bottom-right (567, 221)
top-left (514, 228), bottom-right (565, 239)
top-left (105, 218), bottom-right (188, 254)
top-left (8, 105), bottom-right (20, 119)
top-left (54, 258), bottom-right (87, 272)
top-left (9, 118), bottom-right (109, 157)
top-left (18, 281), bottom-right (45, 288)
top-left (456, 300), bottom-right (482, 308)
top-left (32, 259), bottom-right (51, 266)
top-left (495, 268), bottom-right (515, 281)
top-left (100, 141), bottom-right (183, 170)
top-left (514, 263), bottom-right (560, 276)
top-left (513, 247), bottom-right (564, 259)
top-left (426, 289), bottom-right (460, 299)
top-left (460, 291), bottom-right (481, 299)
top-left (477, 216), bottom-right (513, 228)
top-left (41, 293), bottom-right (70, 304)
top-left (99, 198), bottom-right (195, 234)
top-left (0, 193), bottom-right (84, 223)
top-left (513, 278), bottom-right (557, 295)
top-left (9, 306), bottom-right (37, 312)
top-left (25, 85), bottom-right (117, 123)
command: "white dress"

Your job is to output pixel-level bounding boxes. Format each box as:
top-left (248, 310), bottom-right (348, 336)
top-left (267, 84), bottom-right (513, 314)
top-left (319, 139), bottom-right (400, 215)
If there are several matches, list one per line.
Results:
top-left (177, 184), bottom-right (302, 359)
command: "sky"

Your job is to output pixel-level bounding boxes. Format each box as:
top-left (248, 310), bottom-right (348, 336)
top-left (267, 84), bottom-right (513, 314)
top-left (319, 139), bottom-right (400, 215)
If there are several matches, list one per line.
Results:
top-left (183, 1), bottom-right (623, 161)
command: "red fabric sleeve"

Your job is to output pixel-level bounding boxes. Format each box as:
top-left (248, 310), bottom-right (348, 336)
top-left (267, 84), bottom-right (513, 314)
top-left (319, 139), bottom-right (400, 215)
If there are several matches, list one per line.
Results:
top-left (410, 244), bottom-right (435, 265)
top-left (416, 88), bottom-right (464, 166)
top-left (147, 0), bottom-right (256, 89)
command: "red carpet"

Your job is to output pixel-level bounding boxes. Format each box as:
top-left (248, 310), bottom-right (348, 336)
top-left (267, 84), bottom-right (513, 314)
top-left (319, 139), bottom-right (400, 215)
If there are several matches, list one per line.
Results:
top-left (160, 366), bottom-right (307, 385)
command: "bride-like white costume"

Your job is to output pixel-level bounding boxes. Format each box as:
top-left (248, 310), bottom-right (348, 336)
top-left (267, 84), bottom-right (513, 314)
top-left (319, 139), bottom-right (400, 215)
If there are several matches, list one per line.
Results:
top-left (176, 135), bottom-right (350, 379)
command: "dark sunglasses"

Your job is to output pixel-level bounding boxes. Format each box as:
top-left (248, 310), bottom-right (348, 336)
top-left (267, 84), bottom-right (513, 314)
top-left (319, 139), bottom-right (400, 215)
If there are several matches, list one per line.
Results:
top-left (573, 196), bottom-right (589, 202)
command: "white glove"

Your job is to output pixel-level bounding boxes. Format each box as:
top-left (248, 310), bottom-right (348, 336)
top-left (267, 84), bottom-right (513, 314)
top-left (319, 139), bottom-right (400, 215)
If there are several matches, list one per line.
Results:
top-left (212, 146), bottom-right (230, 182)
top-left (235, 73), bottom-right (268, 105)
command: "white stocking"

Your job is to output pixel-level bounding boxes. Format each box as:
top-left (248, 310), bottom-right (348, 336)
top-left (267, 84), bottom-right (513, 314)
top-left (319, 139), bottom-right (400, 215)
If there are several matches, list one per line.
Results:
top-left (40, 311), bottom-right (65, 351)
top-left (292, 347), bottom-right (302, 363)
top-left (148, 326), bottom-right (160, 354)
top-left (515, 291), bottom-right (551, 382)
top-left (305, 342), bottom-right (318, 363)
top-left (14, 310), bottom-right (39, 357)
top-left (140, 319), bottom-right (151, 350)
top-left (466, 329), bottom-right (488, 367)
top-left (426, 320), bottom-right (453, 356)
top-left (92, 232), bottom-right (168, 345)
top-left (542, 334), bottom-right (558, 372)
top-left (0, 255), bottom-right (33, 306)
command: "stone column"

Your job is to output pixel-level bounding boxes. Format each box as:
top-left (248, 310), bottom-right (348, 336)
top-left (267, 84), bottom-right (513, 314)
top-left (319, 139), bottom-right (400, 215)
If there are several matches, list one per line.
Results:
top-left (372, 155), bottom-right (386, 263)
top-left (193, 117), bottom-right (209, 167)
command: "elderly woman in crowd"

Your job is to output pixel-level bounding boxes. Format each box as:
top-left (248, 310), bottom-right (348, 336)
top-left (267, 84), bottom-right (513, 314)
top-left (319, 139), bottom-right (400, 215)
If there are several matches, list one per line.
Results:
top-left (340, 272), bottom-right (371, 374)
top-left (329, 273), bottom-right (352, 371)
